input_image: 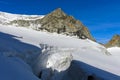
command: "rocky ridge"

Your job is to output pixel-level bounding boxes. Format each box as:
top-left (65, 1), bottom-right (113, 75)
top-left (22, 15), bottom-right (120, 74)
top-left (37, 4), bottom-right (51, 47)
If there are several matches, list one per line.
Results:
top-left (8, 8), bottom-right (95, 41)
top-left (39, 8), bottom-right (95, 41)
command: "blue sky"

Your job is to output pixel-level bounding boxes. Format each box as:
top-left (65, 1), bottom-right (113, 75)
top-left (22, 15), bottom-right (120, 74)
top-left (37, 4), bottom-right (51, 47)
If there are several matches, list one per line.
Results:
top-left (0, 0), bottom-right (120, 43)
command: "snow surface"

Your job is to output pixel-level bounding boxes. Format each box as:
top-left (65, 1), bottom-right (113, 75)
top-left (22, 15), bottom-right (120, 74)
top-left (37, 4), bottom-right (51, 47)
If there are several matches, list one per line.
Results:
top-left (0, 11), bottom-right (44, 23)
top-left (33, 45), bottom-right (73, 80)
top-left (107, 47), bottom-right (120, 63)
top-left (0, 54), bottom-right (40, 80)
top-left (0, 25), bottom-right (120, 80)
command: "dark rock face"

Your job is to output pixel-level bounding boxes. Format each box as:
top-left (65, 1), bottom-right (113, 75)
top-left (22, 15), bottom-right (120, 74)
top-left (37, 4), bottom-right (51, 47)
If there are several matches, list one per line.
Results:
top-left (39, 8), bottom-right (95, 41)
top-left (105, 35), bottom-right (120, 48)
top-left (9, 8), bottom-right (95, 41)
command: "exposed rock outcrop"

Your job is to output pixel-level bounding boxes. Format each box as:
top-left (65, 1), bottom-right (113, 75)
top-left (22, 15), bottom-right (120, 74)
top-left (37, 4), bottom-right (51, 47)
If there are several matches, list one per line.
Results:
top-left (105, 35), bottom-right (120, 48)
top-left (9, 8), bottom-right (95, 41)
top-left (39, 8), bottom-right (95, 41)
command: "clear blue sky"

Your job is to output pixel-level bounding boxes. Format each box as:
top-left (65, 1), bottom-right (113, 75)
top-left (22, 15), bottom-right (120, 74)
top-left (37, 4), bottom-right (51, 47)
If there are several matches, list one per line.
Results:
top-left (0, 0), bottom-right (120, 43)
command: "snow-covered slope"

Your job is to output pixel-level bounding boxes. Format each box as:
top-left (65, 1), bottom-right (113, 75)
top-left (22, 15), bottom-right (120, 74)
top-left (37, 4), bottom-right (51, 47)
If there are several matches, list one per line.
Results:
top-left (107, 47), bottom-right (120, 62)
top-left (0, 11), bottom-right (44, 23)
top-left (0, 24), bottom-right (120, 80)
top-left (107, 47), bottom-right (120, 54)
top-left (0, 53), bottom-right (40, 80)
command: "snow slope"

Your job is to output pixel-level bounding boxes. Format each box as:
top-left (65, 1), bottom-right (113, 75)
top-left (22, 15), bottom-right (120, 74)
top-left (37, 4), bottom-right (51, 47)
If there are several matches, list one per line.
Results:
top-left (0, 25), bottom-right (120, 80)
top-left (0, 11), bottom-right (44, 23)
top-left (107, 47), bottom-right (120, 62)
top-left (0, 54), bottom-right (40, 80)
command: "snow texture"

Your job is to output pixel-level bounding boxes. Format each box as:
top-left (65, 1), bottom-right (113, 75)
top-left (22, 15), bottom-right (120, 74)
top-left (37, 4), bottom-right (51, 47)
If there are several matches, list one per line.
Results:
top-left (0, 23), bottom-right (120, 80)
top-left (0, 11), bottom-right (44, 23)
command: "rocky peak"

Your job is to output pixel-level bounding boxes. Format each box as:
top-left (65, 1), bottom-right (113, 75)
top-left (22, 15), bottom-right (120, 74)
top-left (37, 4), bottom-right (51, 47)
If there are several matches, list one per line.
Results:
top-left (8, 8), bottom-right (95, 41)
top-left (49, 8), bottom-right (66, 18)
top-left (40, 8), bottom-right (95, 41)
top-left (105, 34), bottom-right (120, 48)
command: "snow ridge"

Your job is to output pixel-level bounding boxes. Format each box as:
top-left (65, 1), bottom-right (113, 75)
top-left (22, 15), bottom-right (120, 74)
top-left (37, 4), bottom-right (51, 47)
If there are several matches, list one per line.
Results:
top-left (0, 11), bottom-right (44, 23)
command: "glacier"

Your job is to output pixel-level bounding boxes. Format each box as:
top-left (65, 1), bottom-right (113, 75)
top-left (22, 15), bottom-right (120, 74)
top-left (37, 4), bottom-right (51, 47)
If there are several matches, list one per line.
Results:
top-left (0, 12), bottom-right (120, 80)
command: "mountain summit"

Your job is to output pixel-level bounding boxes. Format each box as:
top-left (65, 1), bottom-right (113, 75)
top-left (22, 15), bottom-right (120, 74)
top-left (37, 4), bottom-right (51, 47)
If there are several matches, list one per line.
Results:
top-left (40, 8), bottom-right (95, 41)
top-left (46, 8), bottom-right (67, 18)
top-left (0, 8), bottom-right (95, 41)
top-left (105, 35), bottom-right (120, 47)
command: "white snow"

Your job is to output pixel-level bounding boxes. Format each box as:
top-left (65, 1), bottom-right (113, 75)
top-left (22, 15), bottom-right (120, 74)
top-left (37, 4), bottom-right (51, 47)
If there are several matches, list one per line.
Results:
top-left (107, 47), bottom-right (120, 62)
top-left (107, 47), bottom-right (120, 55)
top-left (0, 11), bottom-right (44, 23)
top-left (0, 24), bottom-right (120, 80)
top-left (33, 46), bottom-right (73, 80)
top-left (34, 46), bottom-right (73, 72)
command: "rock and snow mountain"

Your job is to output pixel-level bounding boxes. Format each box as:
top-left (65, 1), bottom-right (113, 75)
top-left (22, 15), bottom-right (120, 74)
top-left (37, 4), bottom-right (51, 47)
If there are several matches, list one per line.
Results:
top-left (0, 11), bottom-right (44, 30)
top-left (0, 11), bottom-right (44, 23)
top-left (39, 8), bottom-right (95, 41)
top-left (0, 8), bottom-right (95, 41)
top-left (0, 9), bottom-right (120, 80)
top-left (105, 35), bottom-right (120, 48)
